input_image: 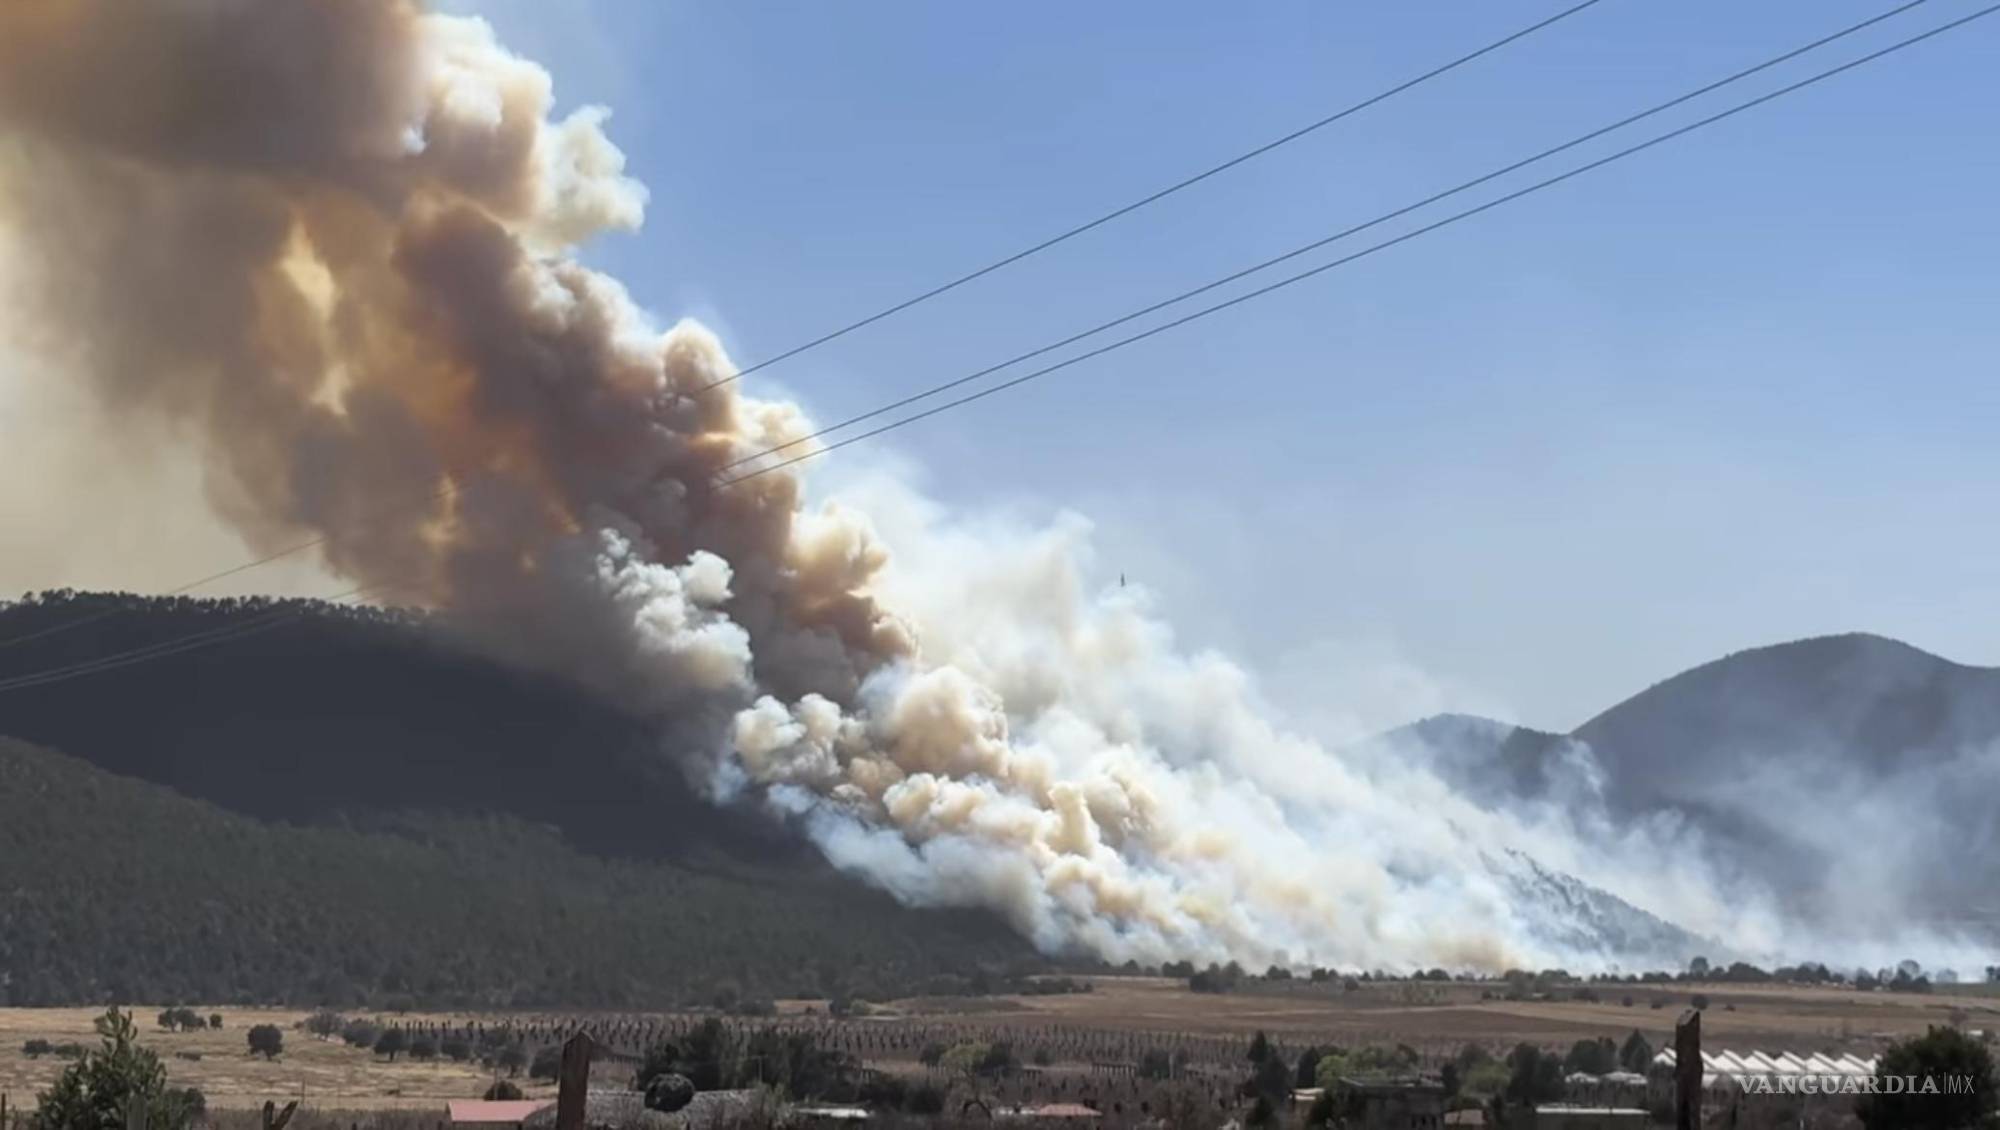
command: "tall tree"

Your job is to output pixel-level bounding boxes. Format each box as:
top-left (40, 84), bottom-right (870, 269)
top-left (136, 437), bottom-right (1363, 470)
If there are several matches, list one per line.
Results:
top-left (1618, 1031), bottom-right (1654, 1074)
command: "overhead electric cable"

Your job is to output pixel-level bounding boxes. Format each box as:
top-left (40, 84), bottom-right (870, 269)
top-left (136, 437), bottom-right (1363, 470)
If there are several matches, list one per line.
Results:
top-left (715, 3), bottom-right (1994, 488)
top-left (694, 0), bottom-right (1614, 393)
top-left (716, 0), bottom-right (1937, 477)
top-left (0, 581), bottom-right (406, 694)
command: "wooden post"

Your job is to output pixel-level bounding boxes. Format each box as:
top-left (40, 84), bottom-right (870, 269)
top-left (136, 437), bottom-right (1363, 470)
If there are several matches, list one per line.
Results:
top-left (1674, 1009), bottom-right (1702, 1130)
top-left (555, 1031), bottom-right (595, 1130)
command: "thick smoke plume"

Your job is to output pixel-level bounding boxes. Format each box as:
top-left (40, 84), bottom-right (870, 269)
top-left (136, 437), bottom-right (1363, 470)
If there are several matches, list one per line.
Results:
top-left (1, 1), bottom-right (1964, 973)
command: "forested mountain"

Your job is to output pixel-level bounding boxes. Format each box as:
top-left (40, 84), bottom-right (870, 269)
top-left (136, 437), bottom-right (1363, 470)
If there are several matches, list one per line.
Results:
top-left (0, 735), bottom-right (1034, 1008)
top-left (0, 592), bottom-right (776, 860)
top-left (1361, 633), bottom-right (2000, 934)
top-left (0, 593), bottom-right (1041, 1007)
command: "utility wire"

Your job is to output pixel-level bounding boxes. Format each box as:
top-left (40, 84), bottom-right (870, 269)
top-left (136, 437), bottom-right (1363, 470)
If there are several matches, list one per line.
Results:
top-left (0, 482), bottom-right (456, 651)
top-left (0, 580), bottom-right (406, 694)
top-left (717, 0), bottom-right (1937, 477)
top-left (694, 0), bottom-right (1612, 393)
top-left (715, 3), bottom-right (1997, 488)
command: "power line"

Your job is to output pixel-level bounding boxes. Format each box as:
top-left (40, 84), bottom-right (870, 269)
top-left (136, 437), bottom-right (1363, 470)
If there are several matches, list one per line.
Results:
top-left (0, 580), bottom-right (406, 694)
top-left (694, 0), bottom-right (1613, 393)
top-left (716, 0), bottom-right (1937, 477)
top-left (0, 481), bottom-right (456, 651)
top-left (715, 3), bottom-right (1997, 488)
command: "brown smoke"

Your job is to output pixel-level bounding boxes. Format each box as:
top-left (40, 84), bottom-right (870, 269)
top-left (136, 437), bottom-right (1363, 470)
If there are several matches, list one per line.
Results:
top-left (0, 0), bottom-right (909, 716)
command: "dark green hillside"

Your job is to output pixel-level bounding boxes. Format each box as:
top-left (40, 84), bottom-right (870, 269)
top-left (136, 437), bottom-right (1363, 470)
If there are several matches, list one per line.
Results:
top-left (0, 735), bottom-right (1034, 1008)
top-left (0, 591), bottom-right (777, 862)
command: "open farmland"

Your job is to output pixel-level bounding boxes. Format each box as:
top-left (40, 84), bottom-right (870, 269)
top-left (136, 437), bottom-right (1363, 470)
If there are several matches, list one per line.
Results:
top-left (4, 978), bottom-right (1995, 1114)
top-left (0, 1007), bottom-right (556, 1113)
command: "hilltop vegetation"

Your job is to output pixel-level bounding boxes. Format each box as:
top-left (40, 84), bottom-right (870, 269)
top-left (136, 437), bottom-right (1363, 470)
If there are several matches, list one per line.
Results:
top-left (0, 735), bottom-right (1035, 1008)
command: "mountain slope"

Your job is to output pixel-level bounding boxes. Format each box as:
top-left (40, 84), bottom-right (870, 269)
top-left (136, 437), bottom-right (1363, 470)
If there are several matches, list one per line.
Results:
top-left (1363, 633), bottom-right (2000, 939)
top-left (0, 592), bottom-right (780, 861)
top-left (1573, 632), bottom-right (2000, 806)
top-left (0, 734), bottom-right (1035, 1008)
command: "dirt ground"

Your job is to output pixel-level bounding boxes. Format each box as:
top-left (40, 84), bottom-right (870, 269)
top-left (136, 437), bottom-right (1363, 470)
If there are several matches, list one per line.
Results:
top-left (2, 978), bottom-right (1994, 1115)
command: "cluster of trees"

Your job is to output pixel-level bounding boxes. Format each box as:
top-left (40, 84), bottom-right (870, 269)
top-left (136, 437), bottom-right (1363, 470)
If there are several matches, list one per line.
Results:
top-left (1172, 961), bottom-right (1245, 993)
top-left (1140, 953), bottom-right (1998, 995)
top-left (628, 1018), bottom-right (942, 1114)
top-left (0, 736), bottom-right (1038, 1009)
top-left (154, 1009), bottom-right (222, 1032)
top-left (1676, 955), bottom-right (1949, 992)
top-left (304, 1011), bottom-right (530, 1073)
top-left (1553, 1032), bottom-right (1653, 1076)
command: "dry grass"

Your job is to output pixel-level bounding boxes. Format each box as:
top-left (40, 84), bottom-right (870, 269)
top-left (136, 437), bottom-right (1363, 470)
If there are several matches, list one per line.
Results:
top-left (3, 979), bottom-right (1994, 1115)
top-left (0, 1008), bottom-right (552, 1114)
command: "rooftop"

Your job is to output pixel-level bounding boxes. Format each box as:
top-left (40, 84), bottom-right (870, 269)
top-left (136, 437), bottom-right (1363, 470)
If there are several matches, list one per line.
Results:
top-left (446, 1101), bottom-right (552, 1125)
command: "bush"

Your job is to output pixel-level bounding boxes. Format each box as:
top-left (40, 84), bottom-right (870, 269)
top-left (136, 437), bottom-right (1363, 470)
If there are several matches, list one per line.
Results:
top-left (35, 1009), bottom-right (201, 1130)
top-left (441, 1037), bottom-right (472, 1063)
top-left (25, 1038), bottom-right (54, 1058)
top-left (247, 1025), bottom-right (284, 1060)
top-left (1857, 1025), bottom-right (1994, 1130)
top-left (483, 1080), bottom-right (523, 1101)
top-left (643, 1074), bottom-right (694, 1114)
top-left (634, 1040), bottom-right (683, 1090)
top-left (529, 1045), bottom-right (562, 1081)
top-left (409, 1037), bottom-right (438, 1062)
top-left (340, 1019), bottom-right (380, 1049)
top-left (155, 1008), bottom-right (205, 1033)
top-left (905, 1083), bottom-right (946, 1116)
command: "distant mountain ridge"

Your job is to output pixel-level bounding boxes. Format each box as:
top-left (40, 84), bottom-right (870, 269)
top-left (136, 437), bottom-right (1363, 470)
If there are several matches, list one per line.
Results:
top-left (1362, 632), bottom-right (2000, 943)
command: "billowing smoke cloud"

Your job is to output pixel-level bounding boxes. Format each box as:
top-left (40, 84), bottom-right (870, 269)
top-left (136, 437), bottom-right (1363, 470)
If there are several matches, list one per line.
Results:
top-left (0, 1), bottom-right (1963, 973)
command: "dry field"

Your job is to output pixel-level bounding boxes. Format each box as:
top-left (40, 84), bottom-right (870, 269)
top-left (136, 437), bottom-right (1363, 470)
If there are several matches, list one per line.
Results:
top-left (961, 976), bottom-right (2000, 1049)
top-left (0, 1007), bottom-right (558, 1114)
top-left (3, 978), bottom-right (1994, 1114)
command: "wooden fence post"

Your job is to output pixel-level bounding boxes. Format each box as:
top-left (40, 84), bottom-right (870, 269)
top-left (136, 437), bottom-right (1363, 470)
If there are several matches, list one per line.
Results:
top-left (555, 1031), bottom-right (595, 1130)
top-left (1674, 1009), bottom-right (1701, 1130)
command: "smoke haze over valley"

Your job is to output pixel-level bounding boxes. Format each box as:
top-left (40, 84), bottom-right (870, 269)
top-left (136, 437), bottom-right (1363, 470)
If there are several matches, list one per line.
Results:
top-left (2, 0), bottom-right (1995, 984)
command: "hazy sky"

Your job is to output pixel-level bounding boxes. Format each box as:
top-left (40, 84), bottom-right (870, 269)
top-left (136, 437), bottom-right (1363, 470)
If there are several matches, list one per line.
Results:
top-left (10, 0), bottom-right (2000, 734)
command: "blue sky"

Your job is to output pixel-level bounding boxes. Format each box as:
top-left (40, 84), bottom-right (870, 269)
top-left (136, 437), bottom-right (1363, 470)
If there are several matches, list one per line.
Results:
top-left (448, 0), bottom-right (2000, 733)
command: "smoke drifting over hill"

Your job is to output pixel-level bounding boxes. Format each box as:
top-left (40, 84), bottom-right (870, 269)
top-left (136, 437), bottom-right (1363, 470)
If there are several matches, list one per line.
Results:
top-left (0, 1), bottom-right (1977, 973)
